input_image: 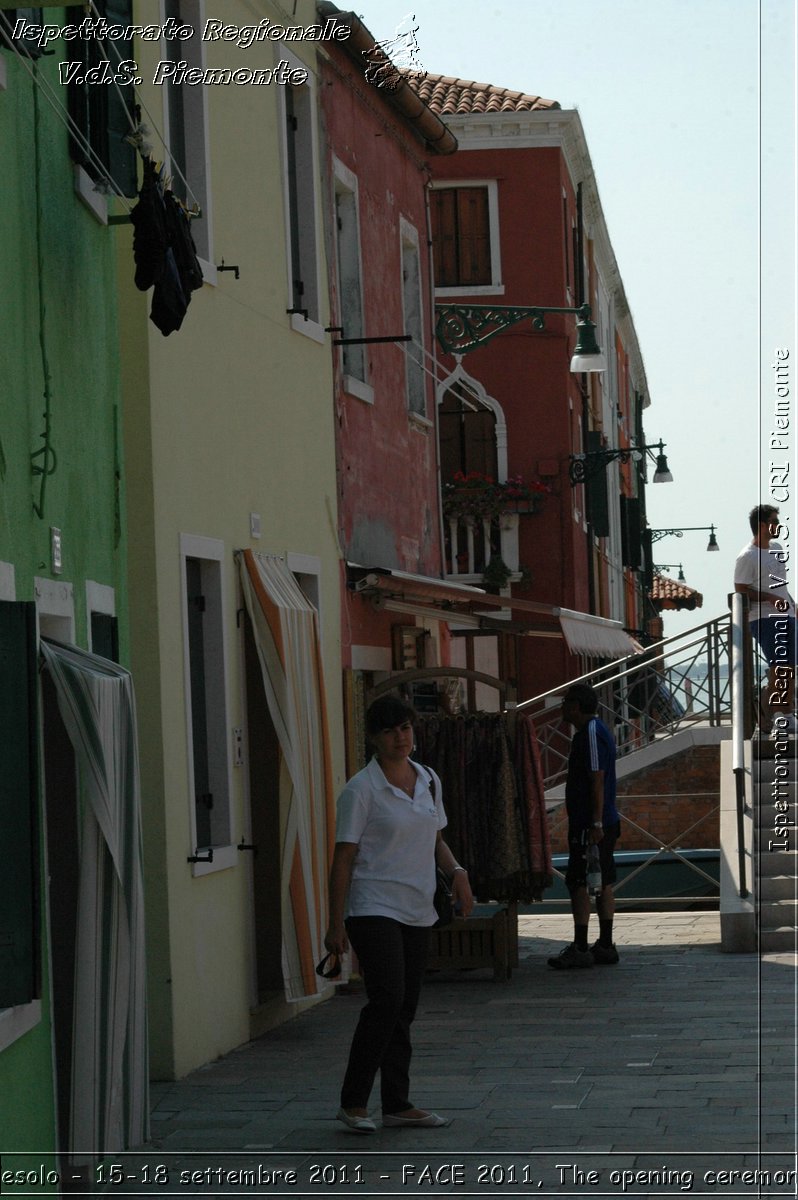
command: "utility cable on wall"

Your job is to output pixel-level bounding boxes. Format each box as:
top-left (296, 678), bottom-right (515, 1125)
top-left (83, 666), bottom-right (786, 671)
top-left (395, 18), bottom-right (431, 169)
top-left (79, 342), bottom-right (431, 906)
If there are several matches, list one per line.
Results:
top-left (29, 66), bottom-right (56, 519)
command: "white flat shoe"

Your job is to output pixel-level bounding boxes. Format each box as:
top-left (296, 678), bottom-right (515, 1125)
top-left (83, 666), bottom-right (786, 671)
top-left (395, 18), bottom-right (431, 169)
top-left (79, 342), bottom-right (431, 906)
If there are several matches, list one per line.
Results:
top-left (383, 1111), bottom-right (448, 1127)
top-left (336, 1108), bottom-right (376, 1133)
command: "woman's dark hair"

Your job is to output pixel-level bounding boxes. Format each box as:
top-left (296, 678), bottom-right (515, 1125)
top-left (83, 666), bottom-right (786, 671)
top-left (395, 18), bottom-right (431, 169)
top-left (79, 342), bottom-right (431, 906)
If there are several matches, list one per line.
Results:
top-left (365, 694), bottom-right (417, 736)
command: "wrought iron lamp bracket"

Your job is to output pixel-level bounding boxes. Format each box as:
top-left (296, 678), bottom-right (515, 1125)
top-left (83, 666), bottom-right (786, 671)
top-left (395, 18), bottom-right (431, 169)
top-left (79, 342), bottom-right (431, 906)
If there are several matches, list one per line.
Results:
top-left (568, 447), bottom-right (637, 485)
top-left (435, 301), bottom-right (593, 355)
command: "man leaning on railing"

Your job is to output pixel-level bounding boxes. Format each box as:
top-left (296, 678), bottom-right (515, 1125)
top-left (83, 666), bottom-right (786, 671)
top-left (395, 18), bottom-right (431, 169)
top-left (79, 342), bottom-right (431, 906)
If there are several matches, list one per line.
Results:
top-left (733, 504), bottom-right (797, 737)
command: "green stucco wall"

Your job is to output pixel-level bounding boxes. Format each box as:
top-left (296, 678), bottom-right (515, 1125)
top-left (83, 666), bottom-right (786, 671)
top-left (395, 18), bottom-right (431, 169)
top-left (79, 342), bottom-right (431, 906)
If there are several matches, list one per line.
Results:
top-left (0, 43), bottom-right (128, 1165)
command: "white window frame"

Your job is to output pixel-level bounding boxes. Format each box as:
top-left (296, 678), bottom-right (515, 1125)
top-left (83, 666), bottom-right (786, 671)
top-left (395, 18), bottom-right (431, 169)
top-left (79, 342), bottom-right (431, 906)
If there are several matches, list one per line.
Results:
top-left (0, 563), bottom-right (43, 1050)
top-left (431, 179), bottom-right (503, 297)
top-left (160, 0), bottom-right (216, 283)
top-left (179, 534), bottom-right (235, 876)
top-left (332, 157), bottom-right (373, 404)
top-left (399, 216), bottom-right (428, 423)
top-left (278, 44), bottom-right (325, 343)
top-left (34, 578), bottom-right (75, 644)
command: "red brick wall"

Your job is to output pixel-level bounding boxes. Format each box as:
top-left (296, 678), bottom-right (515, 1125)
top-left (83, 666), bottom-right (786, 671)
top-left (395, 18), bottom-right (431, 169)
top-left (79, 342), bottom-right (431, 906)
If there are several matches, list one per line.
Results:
top-left (548, 744), bottom-right (720, 853)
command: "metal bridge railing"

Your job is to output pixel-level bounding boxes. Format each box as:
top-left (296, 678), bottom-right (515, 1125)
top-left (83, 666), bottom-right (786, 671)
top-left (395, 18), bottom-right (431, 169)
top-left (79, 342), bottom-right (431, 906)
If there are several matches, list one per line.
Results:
top-left (514, 613), bottom-right (732, 792)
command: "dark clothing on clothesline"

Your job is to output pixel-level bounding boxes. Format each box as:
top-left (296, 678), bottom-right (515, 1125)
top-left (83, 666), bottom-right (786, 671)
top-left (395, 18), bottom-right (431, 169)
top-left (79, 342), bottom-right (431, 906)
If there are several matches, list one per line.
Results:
top-left (130, 158), bottom-right (203, 336)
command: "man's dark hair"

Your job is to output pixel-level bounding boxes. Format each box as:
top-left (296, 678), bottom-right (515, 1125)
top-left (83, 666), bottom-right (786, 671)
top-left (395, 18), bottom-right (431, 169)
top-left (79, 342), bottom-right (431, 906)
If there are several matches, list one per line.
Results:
top-left (365, 693), bottom-right (417, 736)
top-left (749, 505), bottom-right (778, 535)
top-left (563, 683), bottom-right (599, 715)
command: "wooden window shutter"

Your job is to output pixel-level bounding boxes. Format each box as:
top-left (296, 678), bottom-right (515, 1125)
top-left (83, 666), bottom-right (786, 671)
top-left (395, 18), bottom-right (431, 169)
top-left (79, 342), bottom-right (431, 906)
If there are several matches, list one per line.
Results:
top-left (430, 189), bottom-right (459, 288)
top-left (431, 188), bottom-right (491, 287)
top-left (456, 188), bottom-right (491, 286)
top-left (0, 601), bottom-right (39, 1008)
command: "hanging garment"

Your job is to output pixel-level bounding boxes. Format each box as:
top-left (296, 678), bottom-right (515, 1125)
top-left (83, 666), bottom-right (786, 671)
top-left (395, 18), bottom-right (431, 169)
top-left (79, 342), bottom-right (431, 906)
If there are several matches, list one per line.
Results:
top-left (414, 711), bottom-right (552, 902)
top-left (130, 157), bottom-right (203, 336)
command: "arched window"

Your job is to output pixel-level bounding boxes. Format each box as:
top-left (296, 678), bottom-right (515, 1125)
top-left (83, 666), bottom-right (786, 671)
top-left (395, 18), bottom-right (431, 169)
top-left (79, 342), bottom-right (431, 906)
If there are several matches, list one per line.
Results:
top-left (439, 383), bottom-right (498, 483)
top-left (436, 363), bottom-right (507, 485)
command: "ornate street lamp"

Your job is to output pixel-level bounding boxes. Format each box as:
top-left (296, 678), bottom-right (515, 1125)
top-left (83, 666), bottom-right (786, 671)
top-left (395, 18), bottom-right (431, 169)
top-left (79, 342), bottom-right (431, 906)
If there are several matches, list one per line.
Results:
top-left (655, 563), bottom-right (686, 581)
top-left (568, 440), bottom-right (672, 486)
top-left (434, 301), bottom-right (606, 371)
top-left (649, 525), bottom-right (719, 552)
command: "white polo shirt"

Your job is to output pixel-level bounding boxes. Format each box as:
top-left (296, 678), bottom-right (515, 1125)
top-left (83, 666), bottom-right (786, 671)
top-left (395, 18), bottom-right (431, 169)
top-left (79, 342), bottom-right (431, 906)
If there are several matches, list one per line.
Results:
top-left (734, 540), bottom-right (795, 625)
top-left (336, 757), bottom-right (447, 926)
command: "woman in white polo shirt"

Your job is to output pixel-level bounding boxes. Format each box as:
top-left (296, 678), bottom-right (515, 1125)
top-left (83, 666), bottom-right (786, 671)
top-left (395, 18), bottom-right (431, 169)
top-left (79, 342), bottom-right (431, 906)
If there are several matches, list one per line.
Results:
top-left (325, 694), bottom-right (473, 1133)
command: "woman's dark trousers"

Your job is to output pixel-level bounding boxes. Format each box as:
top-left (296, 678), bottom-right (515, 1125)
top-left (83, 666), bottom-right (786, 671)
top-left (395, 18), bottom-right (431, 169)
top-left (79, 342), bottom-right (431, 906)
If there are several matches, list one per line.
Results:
top-left (341, 917), bottom-right (430, 1114)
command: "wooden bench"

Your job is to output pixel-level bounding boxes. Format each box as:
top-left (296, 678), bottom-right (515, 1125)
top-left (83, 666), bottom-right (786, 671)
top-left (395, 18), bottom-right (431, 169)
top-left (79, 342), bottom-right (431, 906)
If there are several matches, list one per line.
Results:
top-left (426, 902), bottom-right (518, 981)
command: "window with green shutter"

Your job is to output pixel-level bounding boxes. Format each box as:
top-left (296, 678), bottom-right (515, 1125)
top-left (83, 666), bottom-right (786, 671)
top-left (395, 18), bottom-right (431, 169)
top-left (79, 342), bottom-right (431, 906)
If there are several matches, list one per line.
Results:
top-left (66, 0), bottom-right (137, 198)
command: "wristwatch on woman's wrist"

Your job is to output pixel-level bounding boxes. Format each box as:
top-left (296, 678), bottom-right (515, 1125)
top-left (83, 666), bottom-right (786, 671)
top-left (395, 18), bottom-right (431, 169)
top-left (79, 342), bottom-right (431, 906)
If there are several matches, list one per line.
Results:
top-left (592, 821), bottom-right (603, 829)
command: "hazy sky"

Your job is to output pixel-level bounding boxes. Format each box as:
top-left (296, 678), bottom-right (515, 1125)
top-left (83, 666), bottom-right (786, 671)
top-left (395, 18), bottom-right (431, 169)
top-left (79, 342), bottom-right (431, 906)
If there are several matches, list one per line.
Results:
top-left (359, 0), bottom-right (797, 634)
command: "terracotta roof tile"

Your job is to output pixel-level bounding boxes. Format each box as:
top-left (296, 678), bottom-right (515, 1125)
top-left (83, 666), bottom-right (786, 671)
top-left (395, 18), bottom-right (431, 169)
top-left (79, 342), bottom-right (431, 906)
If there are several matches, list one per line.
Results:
top-left (650, 574), bottom-right (704, 611)
top-left (408, 72), bottom-right (560, 115)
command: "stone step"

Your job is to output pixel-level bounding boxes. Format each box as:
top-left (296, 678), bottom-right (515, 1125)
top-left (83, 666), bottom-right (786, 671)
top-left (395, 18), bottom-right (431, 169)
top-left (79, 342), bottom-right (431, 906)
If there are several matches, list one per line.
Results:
top-left (759, 926), bottom-right (797, 953)
top-left (754, 832), bottom-right (796, 852)
top-left (753, 736), bottom-right (798, 762)
top-left (755, 849), bottom-right (797, 872)
top-left (754, 808), bottom-right (796, 832)
top-left (751, 759), bottom-right (798, 785)
top-left (759, 874), bottom-right (797, 901)
top-left (759, 898), bottom-right (798, 926)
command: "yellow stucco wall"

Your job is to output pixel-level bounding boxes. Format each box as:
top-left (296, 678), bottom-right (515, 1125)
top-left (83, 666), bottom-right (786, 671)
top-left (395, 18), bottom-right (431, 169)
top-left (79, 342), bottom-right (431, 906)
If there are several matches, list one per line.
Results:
top-left (120, 0), bottom-right (345, 1079)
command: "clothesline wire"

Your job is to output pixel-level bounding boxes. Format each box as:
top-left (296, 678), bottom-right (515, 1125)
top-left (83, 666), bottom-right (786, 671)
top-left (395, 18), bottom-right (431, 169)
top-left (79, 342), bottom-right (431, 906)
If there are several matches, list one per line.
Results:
top-left (392, 333), bottom-right (474, 398)
top-left (84, 0), bottom-right (203, 212)
top-left (0, 8), bottom-right (201, 216)
top-left (0, 13), bottom-right (134, 212)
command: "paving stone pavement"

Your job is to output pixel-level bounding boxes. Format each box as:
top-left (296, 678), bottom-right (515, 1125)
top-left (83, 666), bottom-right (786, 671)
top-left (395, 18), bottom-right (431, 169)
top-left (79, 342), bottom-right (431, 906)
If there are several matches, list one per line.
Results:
top-left (108, 914), bottom-right (795, 1198)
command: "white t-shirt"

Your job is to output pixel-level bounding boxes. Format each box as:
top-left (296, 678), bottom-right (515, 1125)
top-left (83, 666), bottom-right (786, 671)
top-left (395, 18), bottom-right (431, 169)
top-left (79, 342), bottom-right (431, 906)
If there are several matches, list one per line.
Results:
top-left (734, 540), bottom-right (795, 625)
top-left (335, 757), bottom-right (447, 926)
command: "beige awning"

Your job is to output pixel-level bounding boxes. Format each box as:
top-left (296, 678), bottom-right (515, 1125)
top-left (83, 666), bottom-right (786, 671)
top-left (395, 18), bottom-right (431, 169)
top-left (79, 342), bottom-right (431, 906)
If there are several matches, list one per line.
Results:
top-left (348, 566), bottom-right (637, 657)
top-left (556, 608), bottom-right (638, 659)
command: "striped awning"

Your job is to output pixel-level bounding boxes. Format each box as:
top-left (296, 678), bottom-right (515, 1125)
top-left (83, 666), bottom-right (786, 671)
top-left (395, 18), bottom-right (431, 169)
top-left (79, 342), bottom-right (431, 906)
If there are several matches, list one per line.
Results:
top-left (556, 608), bottom-right (638, 659)
top-left (39, 640), bottom-right (149, 1155)
top-left (238, 550), bottom-right (335, 1002)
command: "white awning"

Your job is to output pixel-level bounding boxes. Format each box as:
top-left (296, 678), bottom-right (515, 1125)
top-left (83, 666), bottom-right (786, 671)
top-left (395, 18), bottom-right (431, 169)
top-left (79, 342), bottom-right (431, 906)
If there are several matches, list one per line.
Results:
top-left (556, 608), bottom-right (638, 659)
top-left (40, 640), bottom-right (149, 1154)
top-left (348, 565), bottom-right (639, 653)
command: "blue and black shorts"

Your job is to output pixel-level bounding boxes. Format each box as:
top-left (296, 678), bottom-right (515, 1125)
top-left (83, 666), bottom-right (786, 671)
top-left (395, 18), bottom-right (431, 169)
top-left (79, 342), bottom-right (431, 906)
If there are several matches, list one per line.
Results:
top-left (751, 615), bottom-right (798, 668)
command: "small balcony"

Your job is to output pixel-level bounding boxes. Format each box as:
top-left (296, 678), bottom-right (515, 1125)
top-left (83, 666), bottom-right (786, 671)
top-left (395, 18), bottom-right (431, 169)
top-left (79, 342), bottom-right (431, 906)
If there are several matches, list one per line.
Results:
top-left (441, 473), bottom-right (547, 588)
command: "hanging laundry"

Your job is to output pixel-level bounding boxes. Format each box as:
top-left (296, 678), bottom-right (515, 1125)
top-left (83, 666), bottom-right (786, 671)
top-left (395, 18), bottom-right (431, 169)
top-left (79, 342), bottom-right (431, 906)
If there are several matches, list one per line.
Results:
top-left (414, 711), bottom-right (553, 902)
top-left (130, 157), bottom-right (203, 336)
